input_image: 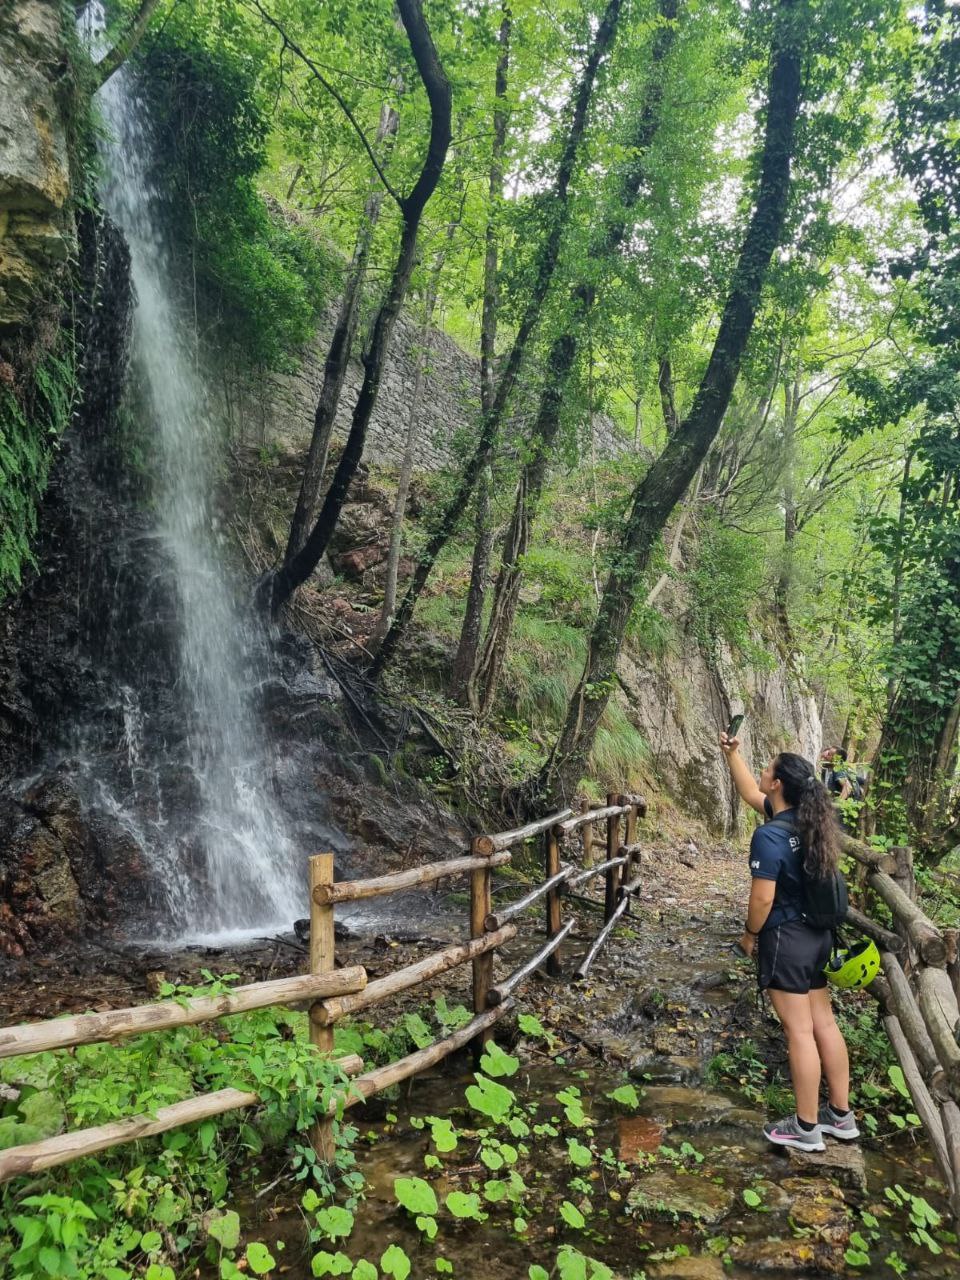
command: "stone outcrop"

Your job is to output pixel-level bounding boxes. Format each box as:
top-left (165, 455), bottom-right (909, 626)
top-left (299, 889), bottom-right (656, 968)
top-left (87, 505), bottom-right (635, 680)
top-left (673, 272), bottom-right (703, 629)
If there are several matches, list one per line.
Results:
top-left (617, 626), bottom-right (820, 834)
top-left (0, 1), bottom-right (76, 328)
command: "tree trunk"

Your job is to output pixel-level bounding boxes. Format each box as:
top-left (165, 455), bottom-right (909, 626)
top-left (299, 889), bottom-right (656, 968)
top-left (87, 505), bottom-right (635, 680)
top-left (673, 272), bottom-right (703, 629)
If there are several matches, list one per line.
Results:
top-left (467, 0), bottom-right (680, 713)
top-left (283, 100), bottom-right (401, 567)
top-left (533, 0), bottom-right (805, 806)
top-left (370, 244), bottom-right (448, 650)
top-left (775, 374), bottom-right (800, 637)
top-left (371, 0), bottom-right (626, 677)
top-left (449, 5), bottom-right (511, 704)
top-left (263, 0), bottom-right (452, 615)
top-left (449, 462), bottom-right (495, 705)
top-left (657, 355), bottom-right (681, 437)
top-left (93, 0), bottom-right (163, 88)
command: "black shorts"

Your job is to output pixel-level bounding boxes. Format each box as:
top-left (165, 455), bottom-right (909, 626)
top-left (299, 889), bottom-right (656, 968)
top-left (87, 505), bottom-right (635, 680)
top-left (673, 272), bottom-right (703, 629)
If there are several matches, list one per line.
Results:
top-left (757, 920), bottom-right (833, 994)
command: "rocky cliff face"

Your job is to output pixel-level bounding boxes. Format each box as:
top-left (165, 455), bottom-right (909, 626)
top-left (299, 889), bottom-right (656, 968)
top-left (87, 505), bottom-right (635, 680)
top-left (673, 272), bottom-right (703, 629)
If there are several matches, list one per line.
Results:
top-left (224, 304), bottom-right (630, 471)
top-left (0, 1), bottom-right (76, 330)
top-left (618, 636), bottom-right (820, 835)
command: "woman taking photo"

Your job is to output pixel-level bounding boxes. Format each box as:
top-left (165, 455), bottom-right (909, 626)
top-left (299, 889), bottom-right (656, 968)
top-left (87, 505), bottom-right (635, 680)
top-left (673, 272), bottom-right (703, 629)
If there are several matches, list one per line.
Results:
top-left (720, 732), bottom-right (858, 1152)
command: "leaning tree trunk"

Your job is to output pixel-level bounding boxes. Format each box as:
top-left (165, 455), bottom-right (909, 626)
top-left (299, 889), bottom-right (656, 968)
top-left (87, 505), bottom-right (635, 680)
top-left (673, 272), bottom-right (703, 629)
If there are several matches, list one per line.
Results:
top-left (775, 374), bottom-right (800, 638)
top-left (469, 0), bottom-right (680, 716)
top-left (371, 0), bottom-right (626, 677)
top-left (283, 100), bottom-right (400, 567)
top-left (370, 236), bottom-right (450, 650)
top-left (449, 4), bottom-right (512, 705)
top-left (263, 0), bottom-right (452, 615)
top-left (534, 0), bottom-right (805, 806)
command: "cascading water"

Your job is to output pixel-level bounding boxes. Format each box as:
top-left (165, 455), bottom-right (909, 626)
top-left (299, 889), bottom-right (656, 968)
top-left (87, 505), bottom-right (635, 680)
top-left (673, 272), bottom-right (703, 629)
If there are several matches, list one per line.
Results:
top-left (79, 4), bottom-right (303, 941)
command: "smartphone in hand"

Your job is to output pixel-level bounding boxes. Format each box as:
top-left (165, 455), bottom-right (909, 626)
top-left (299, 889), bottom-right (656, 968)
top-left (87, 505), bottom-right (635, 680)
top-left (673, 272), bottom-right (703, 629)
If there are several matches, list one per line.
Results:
top-left (725, 713), bottom-right (744, 739)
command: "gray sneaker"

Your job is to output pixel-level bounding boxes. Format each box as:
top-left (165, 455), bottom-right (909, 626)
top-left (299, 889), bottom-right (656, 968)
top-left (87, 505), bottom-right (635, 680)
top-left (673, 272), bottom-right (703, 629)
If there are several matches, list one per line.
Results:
top-left (763, 1115), bottom-right (825, 1152)
top-left (818, 1104), bottom-right (860, 1140)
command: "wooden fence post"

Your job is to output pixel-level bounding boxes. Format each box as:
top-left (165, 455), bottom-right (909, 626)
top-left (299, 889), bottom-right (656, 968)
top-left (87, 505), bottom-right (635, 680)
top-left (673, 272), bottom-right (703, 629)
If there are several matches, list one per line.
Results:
top-left (623, 796), bottom-right (638, 849)
top-left (309, 853), bottom-right (335, 1163)
top-left (580, 799), bottom-right (594, 868)
top-left (545, 827), bottom-right (563, 977)
top-left (604, 792), bottom-right (621, 921)
top-left (471, 837), bottom-right (495, 1052)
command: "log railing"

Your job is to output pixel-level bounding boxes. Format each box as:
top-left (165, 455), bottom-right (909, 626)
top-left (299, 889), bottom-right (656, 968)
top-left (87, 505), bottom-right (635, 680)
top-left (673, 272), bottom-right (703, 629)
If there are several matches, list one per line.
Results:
top-left (841, 834), bottom-right (960, 1219)
top-left (0, 789), bottom-right (647, 1185)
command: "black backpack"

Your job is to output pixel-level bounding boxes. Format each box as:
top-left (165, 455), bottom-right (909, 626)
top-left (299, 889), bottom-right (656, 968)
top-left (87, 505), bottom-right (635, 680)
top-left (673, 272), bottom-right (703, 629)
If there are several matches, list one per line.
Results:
top-left (768, 812), bottom-right (849, 930)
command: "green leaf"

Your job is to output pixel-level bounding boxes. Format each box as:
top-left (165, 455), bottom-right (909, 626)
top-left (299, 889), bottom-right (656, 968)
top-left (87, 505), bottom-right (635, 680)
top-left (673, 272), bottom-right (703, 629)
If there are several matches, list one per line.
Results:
top-left (567, 1138), bottom-right (592, 1167)
top-left (483, 1179), bottom-right (508, 1203)
top-left (207, 1210), bottom-right (241, 1251)
top-left (426, 1116), bottom-right (458, 1152)
top-left (415, 1215), bottom-right (438, 1240)
top-left (145, 1267), bottom-right (175, 1280)
top-left (844, 1249), bottom-right (871, 1267)
top-left (479, 1041), bottom-right (520, 1078)
top-left (606, 1084), bottom-right (641, 1109)
top-left (315, 1205), bottom-right (355, 1240)
top-left (313, 1252), bottom-right (353, 1277)
top-left (517, 1014), bottom-right (547, 1039)
top-left (888, 1065), bottom-right (911, 1098)
top-left (480, 1146), bottom-right (504, 1170)
top-left (352, 1262), bottom-right (378, 1280)
top-left (394, 1177), bottom-right (439, 1217)
top-left (445, 1191), bottom-right (486, 1221)
top-left (380, 1244), bottom-right (411, 1280)
top-left (199, 1120), bottom-right (217, 1152)
top-left (559, 1200), bottom-right (586, 1229)
top-left (140, 1230), bottom-right (163, 1252)
top-left (742, 1189), bottom-right (762, 1207)
top-left (466, 1074), bottom-right (515, 1122)
top-left (529, 1268), bottom-right (550, 1280)
top-left (436, 1261), bottom-right (453, 1275)
top-left (246, 1242), bottom-right (277, 1276)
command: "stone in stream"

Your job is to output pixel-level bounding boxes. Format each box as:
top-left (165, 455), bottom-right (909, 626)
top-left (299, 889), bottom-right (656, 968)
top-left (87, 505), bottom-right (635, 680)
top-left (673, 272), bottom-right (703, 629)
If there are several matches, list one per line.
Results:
top-left (626, 1170), bottom-right (735, 1224)
top-left (786, 1140), bottom-right (867, 1194)
top-left (648, 1258), bottom-right (726, 1280)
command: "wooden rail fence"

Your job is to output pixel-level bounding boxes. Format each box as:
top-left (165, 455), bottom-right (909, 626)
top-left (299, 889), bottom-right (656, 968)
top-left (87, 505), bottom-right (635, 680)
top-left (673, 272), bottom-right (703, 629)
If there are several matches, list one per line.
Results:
top-left (839, 833), bottom-right (960, 1220)
top-left (0, 792), bottom-right (648, 1185)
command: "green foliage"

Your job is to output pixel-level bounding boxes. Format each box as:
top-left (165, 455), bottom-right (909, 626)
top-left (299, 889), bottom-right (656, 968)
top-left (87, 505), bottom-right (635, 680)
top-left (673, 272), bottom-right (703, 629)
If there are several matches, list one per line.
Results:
top-left (0, 977), bottom-right (356, 1279)
top-left (133, 31), bottom-right (339, 371)
top-left (0, 343), bottom-right (76, 600)
top-left (687, 515), bottom-right (768, 663)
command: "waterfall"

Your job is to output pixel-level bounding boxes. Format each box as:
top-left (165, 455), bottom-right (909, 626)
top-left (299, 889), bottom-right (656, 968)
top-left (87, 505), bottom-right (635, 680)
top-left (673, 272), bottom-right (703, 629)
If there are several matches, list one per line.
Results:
top-left (80, 5), bottom-right (303, 942)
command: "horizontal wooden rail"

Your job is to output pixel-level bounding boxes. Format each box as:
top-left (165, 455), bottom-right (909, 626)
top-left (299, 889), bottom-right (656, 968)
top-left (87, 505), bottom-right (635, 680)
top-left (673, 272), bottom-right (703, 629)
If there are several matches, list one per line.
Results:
top-left (574, 895), bottom-right (630, 981)
top-left (311, 927), bottom-right (517, 1026)
top-left (840, 833), bottom-right (899, 873)
top-left (0, 968), bottom-right (368, 1061)
top-left (617, 793), bottom-right (647, 811)
top-left (0, 1055), bottom-right (364, 1184)
top-left (565, 856), bottom-right (627, 891)
top-left (325, 1003), bottom-right (514, 1111)
top-left (312, 852), bottom-right (511, 905)
top-left (487, 920), bottom-right (576, 1006)
top-left (484, 868), bottom-right (573, 931)
top-left (868, 871), bottom-right (946, 966)
top-left (554, 805), bottom-right (628, 836)
top-left (845, 905), bottom-right (903, 954)
top-left (473, 809), bottom-right (574, 855)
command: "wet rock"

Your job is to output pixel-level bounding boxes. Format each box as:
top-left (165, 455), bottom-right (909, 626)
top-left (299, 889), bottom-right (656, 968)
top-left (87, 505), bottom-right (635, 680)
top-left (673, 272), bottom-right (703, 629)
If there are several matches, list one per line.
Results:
top-left (627, 1170), bottom-right (735, 1224)
top-left (640, 1087), bottom-right (738, 1123)
top-left (334, 544), bottom-right (386, 580)
top-left (648, 1258), bottom-right (726, 1280)
top-left (786, 1141), bottom-right (867, 1194)
top-left (726, 1237), bottom-right (846, 1274)
top-left (618, 1115), bottom-right (666, 1161)
top-left (781, 1177), bottom-right (851, 1245)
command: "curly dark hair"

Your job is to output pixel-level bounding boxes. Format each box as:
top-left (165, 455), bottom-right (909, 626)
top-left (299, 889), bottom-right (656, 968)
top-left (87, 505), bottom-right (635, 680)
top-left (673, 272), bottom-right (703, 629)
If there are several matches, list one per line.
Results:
top-left (774, 751), bottom-right (840, 880)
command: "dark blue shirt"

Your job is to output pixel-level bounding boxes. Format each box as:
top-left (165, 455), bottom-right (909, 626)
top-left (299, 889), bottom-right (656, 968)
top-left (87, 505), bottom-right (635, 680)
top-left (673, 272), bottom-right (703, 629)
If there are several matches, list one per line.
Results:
top-left (749, 800), bottom-right (805, 930)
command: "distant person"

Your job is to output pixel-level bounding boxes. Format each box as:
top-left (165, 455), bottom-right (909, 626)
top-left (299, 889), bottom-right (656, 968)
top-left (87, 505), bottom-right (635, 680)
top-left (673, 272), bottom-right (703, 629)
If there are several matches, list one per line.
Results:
top-left (720, 729), bottom-right (858, 1152)
top-left (820, 746), bottom-right (853, 802)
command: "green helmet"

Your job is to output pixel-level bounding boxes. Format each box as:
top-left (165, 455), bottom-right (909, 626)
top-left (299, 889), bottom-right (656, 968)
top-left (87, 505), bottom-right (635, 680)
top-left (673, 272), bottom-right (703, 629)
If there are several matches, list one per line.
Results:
top-left (824, 938), bottom-right (881, 990)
